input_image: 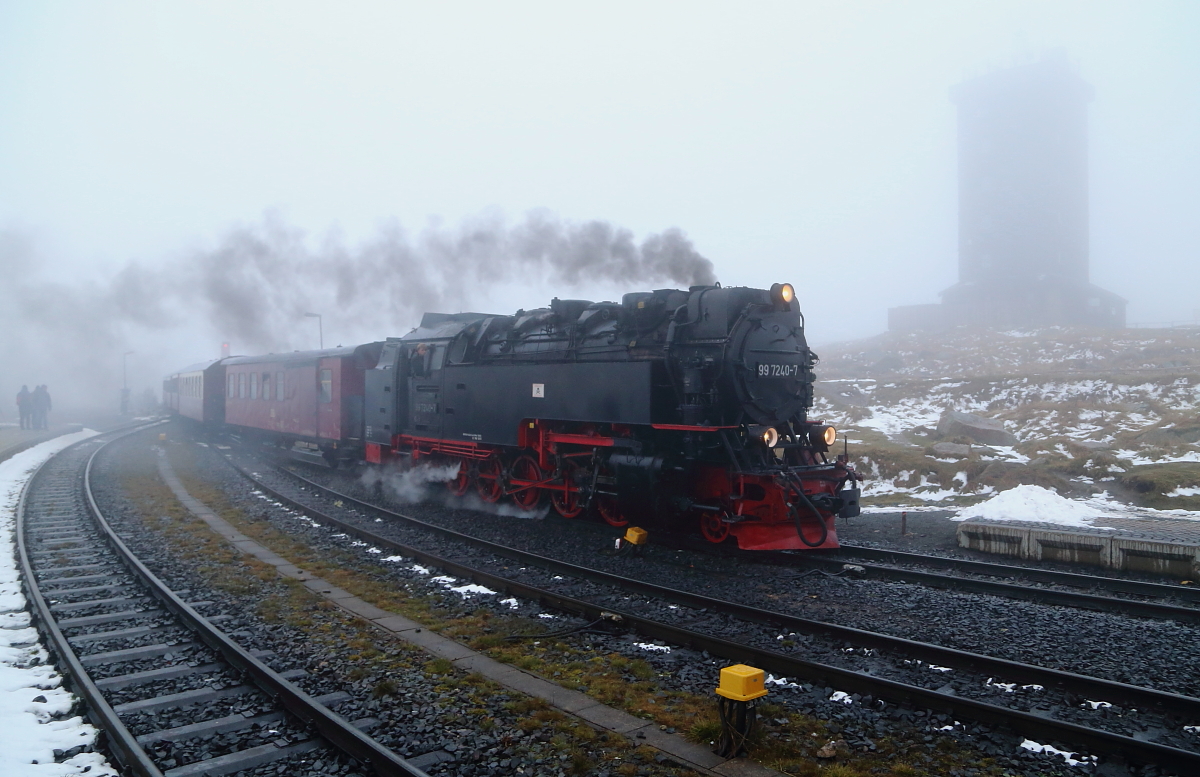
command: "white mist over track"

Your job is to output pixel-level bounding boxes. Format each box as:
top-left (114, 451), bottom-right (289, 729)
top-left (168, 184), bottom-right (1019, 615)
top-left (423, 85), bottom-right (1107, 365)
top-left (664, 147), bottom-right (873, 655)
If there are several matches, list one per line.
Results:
top-left (0, 430), bottom-right (117, 777)
top-left (359, 461), bottom-right (463, 504)
top-left (359, 460), bottom-right (552, 519)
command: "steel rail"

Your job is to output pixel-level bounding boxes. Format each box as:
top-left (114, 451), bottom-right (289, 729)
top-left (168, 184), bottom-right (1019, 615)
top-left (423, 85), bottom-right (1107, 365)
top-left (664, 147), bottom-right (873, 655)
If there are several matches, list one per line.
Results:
top-left (235, 460), bottom-right (1200, 772)
top-left (17, 424), bottom-right (429, 777)
top-left (834, 543), bottom-right (1200, 603)
top-left (17, 426), bottom-right (166, 777)
top-left (82, 436), bottom-right (428, 777)
top-left (742, 546), bottom-right (1200, 624)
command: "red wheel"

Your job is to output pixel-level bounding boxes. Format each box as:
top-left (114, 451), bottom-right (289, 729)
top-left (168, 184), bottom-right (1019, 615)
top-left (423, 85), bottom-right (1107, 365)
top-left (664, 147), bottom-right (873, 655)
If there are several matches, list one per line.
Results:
top-left (597, 495), bottom-right (628, 527)
top-left (475, 455), bottom-right (503, 503)
top-left (551, 460), bottom-right (584, 518)
top-left (446, 458), bottom-right (470, 496)
top-left (700, 512), bottom-right (730, 543)
top-left (510, 455), bottom-right (544, 511)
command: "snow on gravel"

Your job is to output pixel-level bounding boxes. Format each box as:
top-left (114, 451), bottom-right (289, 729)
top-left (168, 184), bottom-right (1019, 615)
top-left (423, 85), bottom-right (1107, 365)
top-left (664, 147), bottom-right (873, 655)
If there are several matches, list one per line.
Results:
top-left (1, 429), bottom-right (119, 777)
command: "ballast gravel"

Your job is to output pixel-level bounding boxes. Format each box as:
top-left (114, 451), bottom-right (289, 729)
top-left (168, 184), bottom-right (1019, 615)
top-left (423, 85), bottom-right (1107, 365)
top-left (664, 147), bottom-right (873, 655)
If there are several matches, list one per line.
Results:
top-left (88, 431), bottom-right (695, 777)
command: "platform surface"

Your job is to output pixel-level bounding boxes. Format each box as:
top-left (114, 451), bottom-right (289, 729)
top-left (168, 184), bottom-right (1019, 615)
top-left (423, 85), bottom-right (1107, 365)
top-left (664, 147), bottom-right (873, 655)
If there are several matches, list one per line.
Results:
top-left (0, 424), bottom-right (73, 461)
top-left (958, 514), bottom-right (1200, 577)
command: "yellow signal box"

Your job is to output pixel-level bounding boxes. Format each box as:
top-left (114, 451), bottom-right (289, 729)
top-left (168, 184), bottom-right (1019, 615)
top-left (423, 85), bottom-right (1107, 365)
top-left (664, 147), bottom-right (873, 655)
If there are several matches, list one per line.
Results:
top-left (715, 664), bottom-right (768, 702)
top-left (623, 527), bottom-right (648, 545)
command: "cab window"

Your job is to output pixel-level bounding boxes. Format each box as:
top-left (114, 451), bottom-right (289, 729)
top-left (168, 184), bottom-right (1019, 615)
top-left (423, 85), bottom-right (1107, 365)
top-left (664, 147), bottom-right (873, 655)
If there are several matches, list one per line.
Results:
top-left (429, 345), bottom-right (446, 372)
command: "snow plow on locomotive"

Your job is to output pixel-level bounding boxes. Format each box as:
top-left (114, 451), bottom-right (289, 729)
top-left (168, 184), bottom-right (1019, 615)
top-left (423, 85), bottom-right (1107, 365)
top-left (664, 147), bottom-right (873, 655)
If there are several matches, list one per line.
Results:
top-left (362, 282), bottom-right (859, 550)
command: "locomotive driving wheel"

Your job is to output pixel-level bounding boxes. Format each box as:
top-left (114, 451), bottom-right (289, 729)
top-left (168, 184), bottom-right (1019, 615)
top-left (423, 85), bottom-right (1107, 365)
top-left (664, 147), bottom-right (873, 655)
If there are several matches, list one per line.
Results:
top-left (597, 495), bottom-right (628, 527)
top-left (446, 458), bottom-right (470, 497)
top-left (475, 455), bottom-right (504, 503)
top-left (700, 511), bottom-right (731, 543)
top-left (510, 455), bottom-right (544, 511)
top-left (551, 460), bottom-right (584, 518)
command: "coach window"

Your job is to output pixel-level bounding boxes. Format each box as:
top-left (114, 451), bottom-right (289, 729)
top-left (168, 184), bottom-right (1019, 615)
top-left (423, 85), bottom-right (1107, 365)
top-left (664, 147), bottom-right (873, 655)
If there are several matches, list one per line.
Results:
top-left (228, 375), bottom-right (234, 398)
top-left (238, 372), bottom-right (246, 399)
top-left (319, 369), bottom-right (333, 403)
top-left (276, 372), bottom-right (284, 400)
top-left (261, 372), bottom-right (270, 400)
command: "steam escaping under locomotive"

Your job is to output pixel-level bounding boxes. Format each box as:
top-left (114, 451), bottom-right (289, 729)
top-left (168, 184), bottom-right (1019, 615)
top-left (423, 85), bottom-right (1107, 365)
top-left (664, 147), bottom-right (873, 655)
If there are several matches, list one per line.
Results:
top-left (164, 283), bottom-right (860, 550)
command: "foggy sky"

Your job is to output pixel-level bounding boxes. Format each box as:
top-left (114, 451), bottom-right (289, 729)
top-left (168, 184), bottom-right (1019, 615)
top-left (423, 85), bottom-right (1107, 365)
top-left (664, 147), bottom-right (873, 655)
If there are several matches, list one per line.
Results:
top-left (1, 2), bottom-right (1197, 415)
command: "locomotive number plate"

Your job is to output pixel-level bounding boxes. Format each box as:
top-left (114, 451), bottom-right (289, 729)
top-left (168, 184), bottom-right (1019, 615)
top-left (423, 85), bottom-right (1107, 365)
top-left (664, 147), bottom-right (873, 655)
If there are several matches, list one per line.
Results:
top-left (757, 363), bottom-right (799, 378)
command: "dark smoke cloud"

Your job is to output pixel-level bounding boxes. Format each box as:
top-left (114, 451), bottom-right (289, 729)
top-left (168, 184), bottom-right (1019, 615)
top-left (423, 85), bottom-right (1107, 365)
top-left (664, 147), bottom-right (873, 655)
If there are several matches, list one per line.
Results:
top-left (172, 209), bottom-right (716, 353)
top-left (0, 211), bottom-right (715, 415)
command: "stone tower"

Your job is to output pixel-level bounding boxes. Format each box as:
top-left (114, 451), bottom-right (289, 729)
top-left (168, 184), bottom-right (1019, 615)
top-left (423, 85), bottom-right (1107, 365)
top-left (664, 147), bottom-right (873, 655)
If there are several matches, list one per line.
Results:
top-left (889, 54), bottom-right (1125, 332)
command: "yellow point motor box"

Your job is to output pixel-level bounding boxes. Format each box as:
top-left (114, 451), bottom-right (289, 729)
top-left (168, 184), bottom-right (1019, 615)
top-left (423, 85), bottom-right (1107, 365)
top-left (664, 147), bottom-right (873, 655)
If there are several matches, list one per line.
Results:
top-left (716, 664), bottom-right (768, 701)
top-left (623, 527), bottom-right (648, 545)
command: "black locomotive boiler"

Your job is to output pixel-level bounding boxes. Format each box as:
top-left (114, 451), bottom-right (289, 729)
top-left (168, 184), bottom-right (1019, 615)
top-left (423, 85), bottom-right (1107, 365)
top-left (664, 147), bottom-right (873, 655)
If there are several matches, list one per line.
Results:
top-left (363, 283), bottom-right (859, 549)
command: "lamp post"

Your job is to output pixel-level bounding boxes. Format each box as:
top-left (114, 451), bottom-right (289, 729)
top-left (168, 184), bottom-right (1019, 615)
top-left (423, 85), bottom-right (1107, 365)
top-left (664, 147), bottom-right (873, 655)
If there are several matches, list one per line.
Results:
top-left (304, 312), bottom-right (323, 349)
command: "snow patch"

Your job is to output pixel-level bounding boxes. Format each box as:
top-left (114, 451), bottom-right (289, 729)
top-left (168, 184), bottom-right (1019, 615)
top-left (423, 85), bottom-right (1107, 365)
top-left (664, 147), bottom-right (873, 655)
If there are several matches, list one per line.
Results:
top-left (1, 430), bottom-right (120, 776)
top-left (429, 576), bottom-right (496, 598)
top-left (955, 485), bottom-right (1106, 528)
top-left (1020, 739), bottom-right (1096, 767)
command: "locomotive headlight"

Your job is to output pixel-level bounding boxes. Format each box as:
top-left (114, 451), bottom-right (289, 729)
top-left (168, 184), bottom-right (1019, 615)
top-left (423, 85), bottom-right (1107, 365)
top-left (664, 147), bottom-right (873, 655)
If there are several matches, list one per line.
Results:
top-left (748, 425), bottom-right (779, 447)
top-left (809, 424), bottom-right (837, 448)
top-left (770, 283), bottom-right (796, 308)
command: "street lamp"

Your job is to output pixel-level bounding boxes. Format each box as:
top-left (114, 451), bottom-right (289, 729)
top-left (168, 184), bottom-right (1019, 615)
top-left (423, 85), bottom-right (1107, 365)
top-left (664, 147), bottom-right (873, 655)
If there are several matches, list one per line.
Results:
top-left (304, 312), bottom-right (323, 349)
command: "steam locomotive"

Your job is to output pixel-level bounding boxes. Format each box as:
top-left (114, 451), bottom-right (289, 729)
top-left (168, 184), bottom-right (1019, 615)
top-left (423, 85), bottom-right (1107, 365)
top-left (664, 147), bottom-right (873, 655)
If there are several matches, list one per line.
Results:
top-left (164, 283), bottom-right (859, 550)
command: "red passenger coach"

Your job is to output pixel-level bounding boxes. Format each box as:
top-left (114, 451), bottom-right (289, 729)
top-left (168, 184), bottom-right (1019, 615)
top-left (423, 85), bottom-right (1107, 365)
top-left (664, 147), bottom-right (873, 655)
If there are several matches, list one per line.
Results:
top-left (222, 343), bottom-right (382, 466)
top-left (162, 360), bottom-right (227, 424)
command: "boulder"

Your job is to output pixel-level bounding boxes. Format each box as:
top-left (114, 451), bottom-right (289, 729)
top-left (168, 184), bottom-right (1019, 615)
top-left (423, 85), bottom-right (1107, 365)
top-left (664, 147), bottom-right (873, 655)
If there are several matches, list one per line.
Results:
top-left (932, 442), bottom-right (972, 458)
top-left (936, 411), bottom-right (1017, 446)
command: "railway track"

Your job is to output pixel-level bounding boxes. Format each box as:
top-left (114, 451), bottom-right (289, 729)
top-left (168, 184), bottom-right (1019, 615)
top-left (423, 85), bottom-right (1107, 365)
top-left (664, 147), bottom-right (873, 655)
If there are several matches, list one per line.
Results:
top-left (222, 451), bottom-right (1200, 774)
top-left (16, 427), bottom-right (429, 777)
top-left (735, 543), bottom-right (1200, 624)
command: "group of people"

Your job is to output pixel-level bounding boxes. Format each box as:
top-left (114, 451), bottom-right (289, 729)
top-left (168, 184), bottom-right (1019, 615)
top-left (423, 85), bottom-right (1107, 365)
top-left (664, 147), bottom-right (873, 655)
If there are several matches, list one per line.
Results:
top-left (16, 385), bottom-right (52, 430)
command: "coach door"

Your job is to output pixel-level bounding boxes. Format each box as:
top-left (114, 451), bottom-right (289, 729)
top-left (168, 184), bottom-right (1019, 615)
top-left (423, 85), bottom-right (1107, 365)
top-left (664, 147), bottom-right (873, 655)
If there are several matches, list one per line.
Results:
top-left (407, 342), bottom-right (445, 438)
top-left (316, 357), bottom-right (341, 440)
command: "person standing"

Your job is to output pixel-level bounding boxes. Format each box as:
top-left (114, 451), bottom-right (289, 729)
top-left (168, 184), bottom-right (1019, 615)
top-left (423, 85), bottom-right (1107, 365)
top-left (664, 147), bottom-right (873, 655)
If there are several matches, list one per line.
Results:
top-left (16, 385), bottom-right (30, 429)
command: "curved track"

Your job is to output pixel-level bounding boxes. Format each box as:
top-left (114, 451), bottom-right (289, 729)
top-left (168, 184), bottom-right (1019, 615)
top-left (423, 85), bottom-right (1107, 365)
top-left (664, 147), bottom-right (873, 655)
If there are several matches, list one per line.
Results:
top-left (16, 427), bottom-right (429, 777)
top-left (228, 453), bottom-right (1200, 774)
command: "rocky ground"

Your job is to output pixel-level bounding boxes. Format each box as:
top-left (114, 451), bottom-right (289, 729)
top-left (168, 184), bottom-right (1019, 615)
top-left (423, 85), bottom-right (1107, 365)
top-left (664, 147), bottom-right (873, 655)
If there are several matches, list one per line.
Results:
top-left (808, 326), bottom-right (1200, 513)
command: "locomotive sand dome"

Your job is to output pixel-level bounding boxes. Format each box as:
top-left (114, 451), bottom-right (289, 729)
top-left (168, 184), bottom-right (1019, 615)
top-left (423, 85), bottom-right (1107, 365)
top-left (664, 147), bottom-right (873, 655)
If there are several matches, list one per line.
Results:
top-left (362, 282), bottom-right (859, 550)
